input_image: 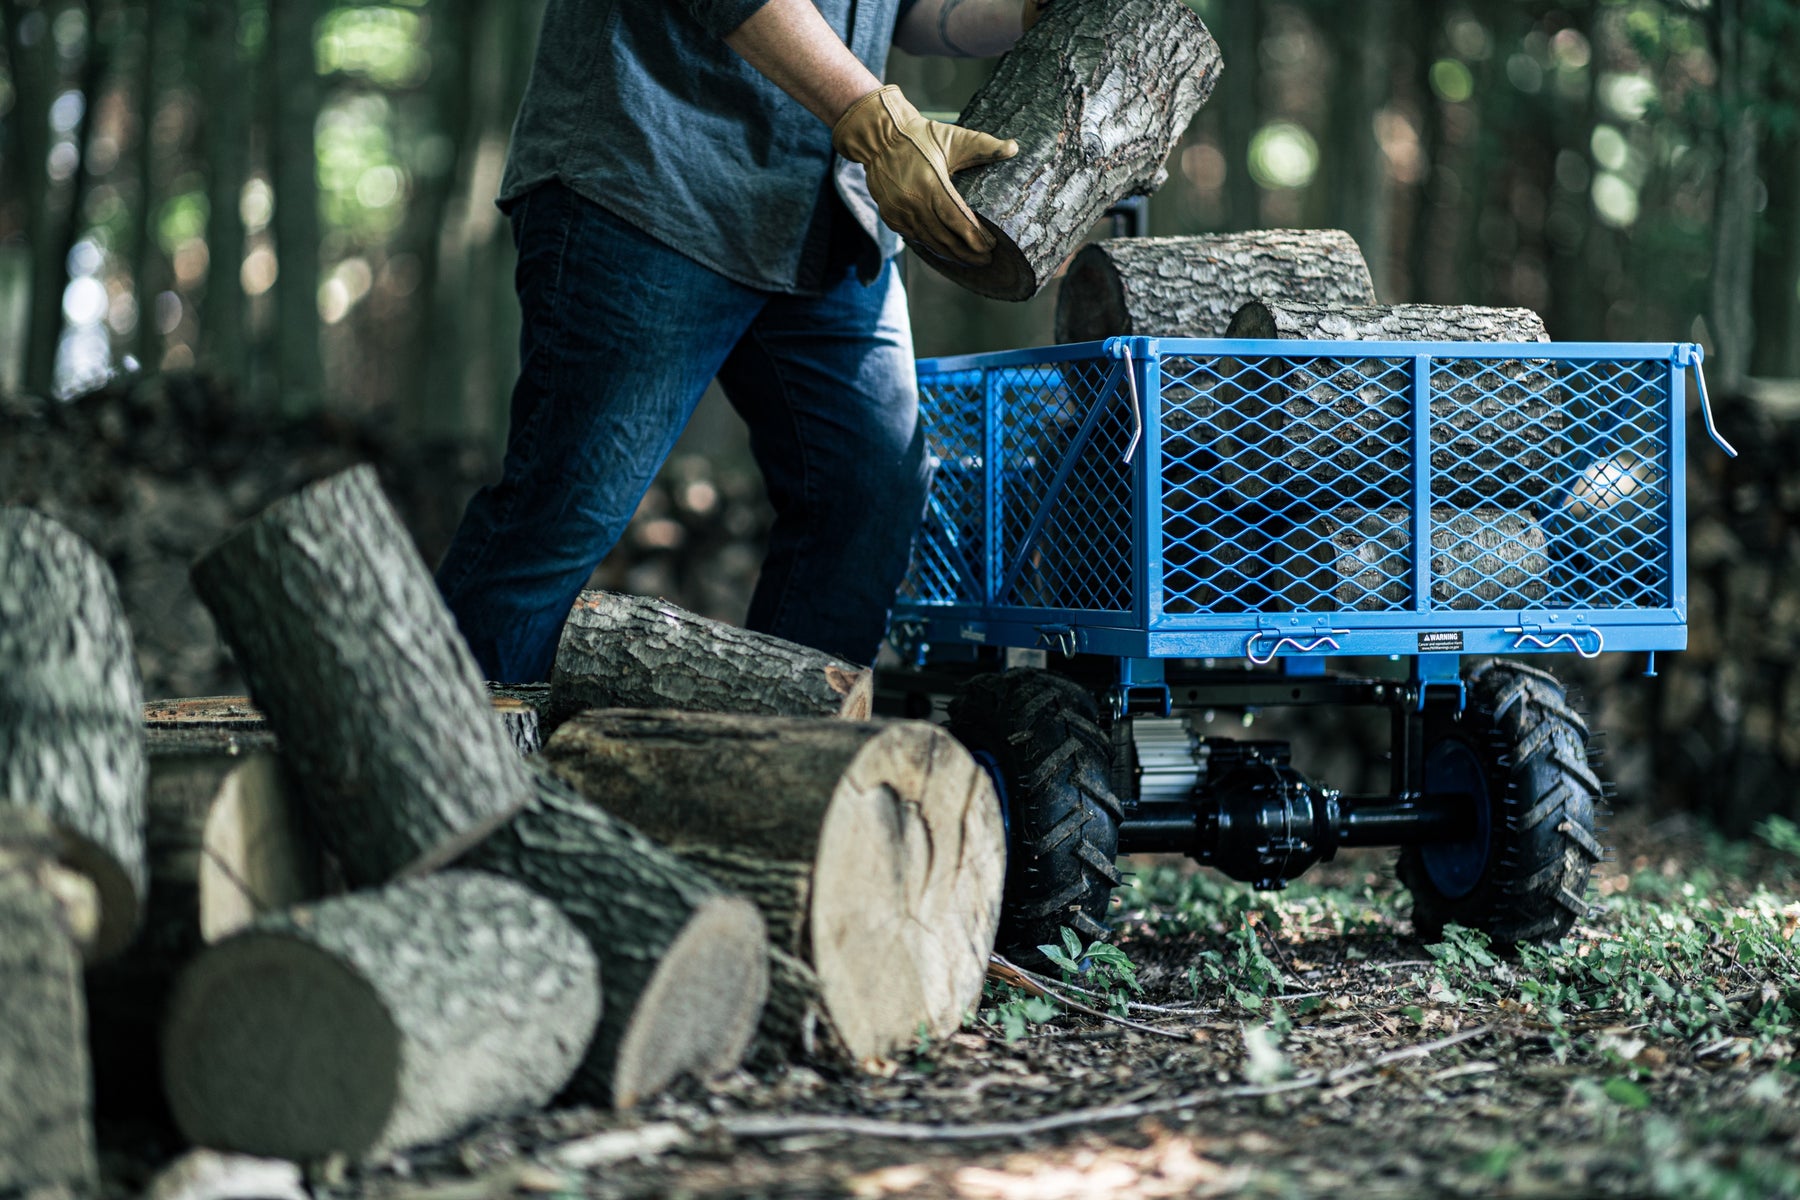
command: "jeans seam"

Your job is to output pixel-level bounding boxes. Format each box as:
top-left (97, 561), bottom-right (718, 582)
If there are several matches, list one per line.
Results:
top-left (744, 322), bottom-right (813, 637)
top-left (440, 189), bottom-right (580, 603)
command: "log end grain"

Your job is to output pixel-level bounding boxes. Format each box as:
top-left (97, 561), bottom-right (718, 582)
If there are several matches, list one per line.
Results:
top-left (809, 724), bottom-right (1006, 1061)
top-left (610, 894), bottom-right (767, 1109)
top-left (162, 871), bottom-right (600, 1161)
top-left (1055, 243), bottom-right (1133, 342)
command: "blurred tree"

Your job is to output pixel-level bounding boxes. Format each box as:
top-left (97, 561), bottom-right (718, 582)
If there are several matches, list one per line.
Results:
top-left (270, 0), bottom-right (320, 414)
top-left (1322, 0), bottom-right (1393, 297)
top-left (199, 0), bottom-right (246, 382)
top-left (129, 0), bottom-right (173, 371)
top-left (3, 0), bottom-right (63, 393)
top-left (1219, 0), bottom-right (1262, 232)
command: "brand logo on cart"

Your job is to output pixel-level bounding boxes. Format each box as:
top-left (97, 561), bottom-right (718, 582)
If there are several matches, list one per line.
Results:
top-left (959, 625), bottom-right (987, 643)
top-left (1418, 631), bottom-right (1464, 652)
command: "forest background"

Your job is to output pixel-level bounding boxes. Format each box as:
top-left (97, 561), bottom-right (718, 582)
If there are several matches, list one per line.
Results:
top-left (3, 0), bottom-right (1800, 828)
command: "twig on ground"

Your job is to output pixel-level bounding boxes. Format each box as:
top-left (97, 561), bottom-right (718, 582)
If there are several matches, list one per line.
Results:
top-left (986, 957), bottom-right (1199, 1041)
top-left (718, 1026), bottom-right (1493, 1144)
top-left (996, 956), bottom-right (1221, 1017)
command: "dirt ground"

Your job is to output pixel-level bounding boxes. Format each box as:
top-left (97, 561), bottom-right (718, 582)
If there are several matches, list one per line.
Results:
top-left (102, 806), bottom-right (1792, 1200)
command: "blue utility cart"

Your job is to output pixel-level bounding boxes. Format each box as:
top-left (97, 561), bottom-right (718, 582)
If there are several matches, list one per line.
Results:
top-left (881, 335), bottom-right (1733, 959)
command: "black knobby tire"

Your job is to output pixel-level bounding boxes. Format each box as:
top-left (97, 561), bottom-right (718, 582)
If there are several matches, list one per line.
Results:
top-left (1398, 658), bottom-right (1607, 947)
top-left (946, 669), bottom-right (1124, 964)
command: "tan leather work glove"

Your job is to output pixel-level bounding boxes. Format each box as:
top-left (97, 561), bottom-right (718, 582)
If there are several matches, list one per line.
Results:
top-left (832, 85), bottom-right (1018, 267)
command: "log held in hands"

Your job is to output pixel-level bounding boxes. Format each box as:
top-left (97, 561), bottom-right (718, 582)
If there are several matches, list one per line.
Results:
top-left (915, 0), bottom-right (1221, 301)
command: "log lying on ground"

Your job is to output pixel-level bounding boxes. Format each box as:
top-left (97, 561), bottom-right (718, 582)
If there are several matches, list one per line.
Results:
top-left (463, 767), bottom-right (768, 1106)
top-left (0, 808), bottom-right (97, 1194)
top-left (918, 0), bottom-right (1220, 301)
top-left (89, 728), bottom-right (320, 1116)
top-left (552, 590), bottom-right (872, 725)
top-left (161, 870), bottom-right (600, 1162)
top-left (144, 687), bottom-right (546, 757)
top-left (1055, 231), bottom-right (1377, 343)
top-left (541, 711), bottom-right (1005, 1063)
top-left (190, 466), bottom-right (533, 886)
top-left (0, 507), bottom-right (147, 961)
top-left (1210, 301), bottom-right (1565, 509)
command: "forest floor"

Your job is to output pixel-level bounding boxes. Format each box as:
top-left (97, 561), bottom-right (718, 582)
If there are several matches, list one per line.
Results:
top-left (210, 806), bottom-right (1800, 1200)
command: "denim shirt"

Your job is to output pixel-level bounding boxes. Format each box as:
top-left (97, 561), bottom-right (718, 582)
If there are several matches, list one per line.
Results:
top-left (500, 0), bottom-right (918, 295)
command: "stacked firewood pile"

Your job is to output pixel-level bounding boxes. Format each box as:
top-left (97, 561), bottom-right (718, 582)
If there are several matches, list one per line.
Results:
top-left (0, 374), bottom-right (772, 700)
top-left (0, 468), bottom-right (1003, 1193)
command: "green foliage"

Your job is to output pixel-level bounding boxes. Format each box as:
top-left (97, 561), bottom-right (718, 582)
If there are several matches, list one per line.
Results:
top-left (1039, 927), bottom-right (1142, 1015)
top-left (980, 982), bottom-right (1059, 1043)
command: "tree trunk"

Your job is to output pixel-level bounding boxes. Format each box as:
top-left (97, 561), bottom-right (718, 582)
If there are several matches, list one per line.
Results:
top-left (87, 727), bottom-right (318, 1120)
top-left (1054, 231), bottom-right (1377, 342)
top-left (552, 590), bottom-right (873, 726)
top-left (1326, 0), bottom-right (1395, 293)
top-left (0, 807), bottom-right (98, 1195)
top-left (130, 0), bottom-right (175, 371)
top-left (1709, 0), bottom-right (1758, 394)
top-left (0, 508), bottom-right (146, 961)
top-left (918, 0), bottom-right (1221, 301)
top-left (269, 0), bottom-right (321, 415)
top-left (189, 466), bottom-right (533, 887)
top-left (462, 768), bottom-right (769, 1108)
top-left (199, 0), bottom-right (248, 383)
top-left (1219, 0), bottom-right (1262, 233)
top-left (540, 710), bottom-right (1005, 1063)
top-left (1750, 127), bottom-right (1800, 378)
top-left (1217, 302), bottom-right (1562, 509)
top-left (161, 870), bottom-right (600, 1162)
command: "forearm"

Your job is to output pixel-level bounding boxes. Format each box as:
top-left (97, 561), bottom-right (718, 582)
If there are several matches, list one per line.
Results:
top-left (723, 0), bottom-right (882, 125)
top-left (893, 0), bottom-right (1038, 58)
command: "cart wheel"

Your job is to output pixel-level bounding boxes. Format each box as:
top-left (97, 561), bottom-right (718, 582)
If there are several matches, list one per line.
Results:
top-left (947, 669), bottom-right (1124, 965)
top-left (1398, 659), bottom-right (1606, 947)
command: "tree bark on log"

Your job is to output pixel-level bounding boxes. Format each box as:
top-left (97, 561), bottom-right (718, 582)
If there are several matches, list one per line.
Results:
top-left (540, 711), bottom-right (1005, 1063)
top-left (0, 508), bottom-right (147, 961)
top-left (552, 590), bottom-right (872, 726)
top-left (1211, 301), bottom-right (1566, 509)
top-left (88, 728), bottom-right (319, 1118)
top-left (1055, 231), bottom-right (1378, 343)
top-left (918, 0), bottom-right (1221, 301)
top-left (462, 768), bottom-right (768, 1107)
top-left (161, 870), bottom-right (600, 1162)
top-left (190, 466), bottom-right (533, 886)
top-left (0, 808), bottom-right (97, 1194)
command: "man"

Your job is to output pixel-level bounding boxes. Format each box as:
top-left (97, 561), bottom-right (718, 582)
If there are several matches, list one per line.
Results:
top-left (435, 0), bottom-right (1048, 682)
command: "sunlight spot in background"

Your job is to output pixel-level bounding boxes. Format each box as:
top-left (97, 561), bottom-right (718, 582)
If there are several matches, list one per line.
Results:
top-left (1375, 109), bottom-right (1421, 185)
top-left (1601, 73), bottom-right (1657, 122)
top-left (49, 89), bottom-right (85, 133)
top-left (319, 257), bottom-right (373, 325)
top-left (1592, 173), bottom-right (1639, 228)
top-left (1507, 53), bottom-right (1544, 94)
top-left (1180, 142), bottom-right (1226, 191)
top-left (240, 177), bottom-right (274, 233)
top-left (1591, 125), bottom-right (1630, 173)
top-left (1248, 122), bottom-right (1318, 190)
top-left (1430, 59), bottom-right (1474, 104)
top-left (62, 277), bottom-right (107, 326)
top-left (1551, 28), bottom-right (1591, 70)
top-left (242, 246), bottom-right (278, 296)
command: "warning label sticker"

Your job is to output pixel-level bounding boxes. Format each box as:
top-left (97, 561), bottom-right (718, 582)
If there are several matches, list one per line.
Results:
top-left (1417, 631), bottom-right (1464, 652)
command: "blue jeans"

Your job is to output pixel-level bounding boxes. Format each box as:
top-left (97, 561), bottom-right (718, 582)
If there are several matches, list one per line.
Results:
top-left (435, 182), bottom-right (926, 682)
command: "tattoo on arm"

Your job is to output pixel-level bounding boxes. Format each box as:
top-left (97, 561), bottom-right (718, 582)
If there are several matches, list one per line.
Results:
top-left (936, 0), bottom-right (977, 57)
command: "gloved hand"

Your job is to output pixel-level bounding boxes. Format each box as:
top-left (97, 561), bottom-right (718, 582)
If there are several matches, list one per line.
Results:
top-left (832, 85), bottom-right (1017, 267)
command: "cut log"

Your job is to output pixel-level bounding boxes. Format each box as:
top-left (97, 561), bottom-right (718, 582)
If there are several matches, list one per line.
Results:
top-left (552, 590), bottom-right (872, 725)
top-left (89, 728), bottom-right (321, 1118)
top-left (1055, 231), bottom-right (1378, 343)
top-left (540, 711), bottom-right (1005, 1063)
top-left (0, 507), bottom-right (147, 961)
top-left (1198, 302), bottom-right (1567, 509)
top-left (918, 0), bottom-right (1221, 301)
top-left (144, 687), bottom-right (546, 757)
top-left (464, 768), bottom-right (767, 1107)
top-left (0, 808), bottom-right (97, 1194)
top-left (161, 870), bottom-right (600, 1162)
top-left (189, 466), bottom-right (534, 886)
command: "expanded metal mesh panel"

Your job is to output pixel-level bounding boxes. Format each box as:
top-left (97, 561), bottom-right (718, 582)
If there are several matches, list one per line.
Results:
top-left (1428, 358), bottom-right (1670, 610)
top-left (902, 342), bottom-right (1679, 633)
top-left (900, 369), bottom-right (985, 606)
top-left (1160, 354), bottom-right (1415, 614)
top-left (995, 360), bottom-right (1133, 613)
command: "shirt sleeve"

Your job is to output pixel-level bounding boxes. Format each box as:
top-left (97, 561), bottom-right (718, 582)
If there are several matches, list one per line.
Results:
top-left (679, 0), bottom-right (773, 39)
